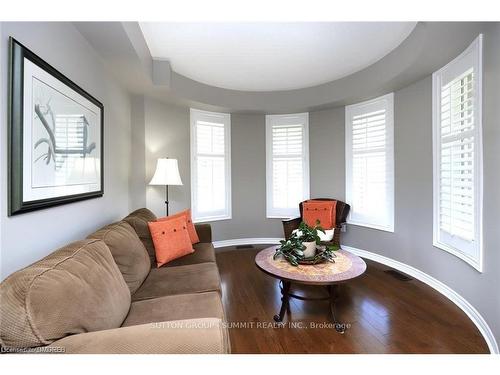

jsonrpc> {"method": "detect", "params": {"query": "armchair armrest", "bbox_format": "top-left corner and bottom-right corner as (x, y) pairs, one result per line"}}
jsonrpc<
(195, 223), (212, 243)
(331, 222), (347, 246)
(48, 318), (230, 354)
(282, 217), (301, 240)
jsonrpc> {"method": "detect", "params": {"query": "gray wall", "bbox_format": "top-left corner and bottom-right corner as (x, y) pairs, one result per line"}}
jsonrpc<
(140, 101), (347, 241)
(309, 107), (345, 199)
(144, 98), (191, 216)
(129, 95), (146, 210)
(140, 102), (348, 240)
(329, 26), (500, 348)
(140, 99), (283, 239)
(342, 77), (433, 261)
(211, 113), (282, 239)
(0, 22), (132, 279)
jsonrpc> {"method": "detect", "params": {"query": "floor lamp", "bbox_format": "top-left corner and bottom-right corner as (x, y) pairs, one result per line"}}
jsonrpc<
(149, 158), (183, 216)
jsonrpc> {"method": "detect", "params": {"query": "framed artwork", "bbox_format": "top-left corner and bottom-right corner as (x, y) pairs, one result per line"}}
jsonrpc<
(8, 38), (104, 216)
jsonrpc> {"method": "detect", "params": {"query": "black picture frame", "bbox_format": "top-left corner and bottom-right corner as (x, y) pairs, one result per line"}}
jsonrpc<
(8, 37), (104, 216)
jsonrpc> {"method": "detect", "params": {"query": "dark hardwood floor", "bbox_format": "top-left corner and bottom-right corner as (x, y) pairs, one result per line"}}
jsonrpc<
(216, 246), (489, 354)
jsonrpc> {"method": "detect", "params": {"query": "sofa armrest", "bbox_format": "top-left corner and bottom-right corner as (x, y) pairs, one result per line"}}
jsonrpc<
(282, 217), (301, 240)
(195, 223), (212, 243)
(48, 318), (230, 354)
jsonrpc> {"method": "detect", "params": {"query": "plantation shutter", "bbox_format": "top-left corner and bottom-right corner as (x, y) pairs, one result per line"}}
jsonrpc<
(432, 34), (482, 270)
(438, 70), (475, 243)
(346, 93), (394, 231)
(190, 109), (231, 222)
(266, 114), (309, 218)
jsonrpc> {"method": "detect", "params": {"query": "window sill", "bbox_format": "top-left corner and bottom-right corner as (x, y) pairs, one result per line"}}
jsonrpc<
(433, 240), (483, 273)
(193, 215), (232, 224)
(266, 215), (298, 220)
(347, 221), (394, 233)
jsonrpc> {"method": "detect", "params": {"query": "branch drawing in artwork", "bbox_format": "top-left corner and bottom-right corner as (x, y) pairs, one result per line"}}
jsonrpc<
(34, 103), (96, 168)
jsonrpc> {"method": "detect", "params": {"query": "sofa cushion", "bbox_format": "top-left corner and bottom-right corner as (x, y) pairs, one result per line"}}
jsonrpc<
(148, 216), (194, 267)
(164, 242), (216, 267)
(122, 291), (224, 327)
(131, 263), (221, 302)
(123, 208), (157, 267)
(49, 318), (230, 354)
(0, 239), (131, 348)
(87, 221), (150, 294)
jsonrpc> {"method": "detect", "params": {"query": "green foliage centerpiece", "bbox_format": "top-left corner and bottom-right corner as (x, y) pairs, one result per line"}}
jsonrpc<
(274, 221), (339, 266)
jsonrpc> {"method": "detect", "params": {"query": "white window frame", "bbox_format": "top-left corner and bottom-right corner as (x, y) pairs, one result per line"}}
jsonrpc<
(190, 108), (232, 223)
(345, 93), (395, 232)
(432, 35), (483, 272)
(266, 113), (310, 218)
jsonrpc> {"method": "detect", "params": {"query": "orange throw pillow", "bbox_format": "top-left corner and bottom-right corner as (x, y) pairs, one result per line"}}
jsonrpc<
(148, 216), (194, 267)
(157, 209), (200, 244)
(302, 200), (337, 229)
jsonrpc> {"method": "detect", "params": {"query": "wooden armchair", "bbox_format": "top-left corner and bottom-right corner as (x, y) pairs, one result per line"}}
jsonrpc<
(282, 198), (350, 246)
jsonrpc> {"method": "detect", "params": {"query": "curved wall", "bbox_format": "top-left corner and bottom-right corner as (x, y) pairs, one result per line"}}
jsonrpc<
(130, 22), (500, 350)
(341, 23), (500, 351)
(76, 22), (493, 114)
(168, 23), (491, 113)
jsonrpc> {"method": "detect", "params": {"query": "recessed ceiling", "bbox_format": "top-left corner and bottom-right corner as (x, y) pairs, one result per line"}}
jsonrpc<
(139, 22), (417, 92)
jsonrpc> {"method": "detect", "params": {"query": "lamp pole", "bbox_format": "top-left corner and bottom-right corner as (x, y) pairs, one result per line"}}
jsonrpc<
(165, 184), (169, 216)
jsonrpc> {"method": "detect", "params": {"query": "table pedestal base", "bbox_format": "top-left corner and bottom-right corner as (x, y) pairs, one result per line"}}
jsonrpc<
(273, 281), (345, 334)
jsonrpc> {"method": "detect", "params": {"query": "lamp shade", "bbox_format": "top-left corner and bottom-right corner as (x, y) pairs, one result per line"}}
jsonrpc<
(149, 158), (183, 186)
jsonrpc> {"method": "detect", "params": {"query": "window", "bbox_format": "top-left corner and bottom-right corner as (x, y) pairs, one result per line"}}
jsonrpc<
(432, 35), (483, 272)
(266, 113), (310, 218)
(190, 109), (231, 222)
(345, 93), (394, 232)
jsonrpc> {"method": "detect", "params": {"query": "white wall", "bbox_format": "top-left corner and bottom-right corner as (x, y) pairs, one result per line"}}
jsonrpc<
(0, 22), (132, 279)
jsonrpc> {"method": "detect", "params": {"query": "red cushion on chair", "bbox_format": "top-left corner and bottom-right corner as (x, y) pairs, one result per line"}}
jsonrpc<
(302, 200), (337, 229)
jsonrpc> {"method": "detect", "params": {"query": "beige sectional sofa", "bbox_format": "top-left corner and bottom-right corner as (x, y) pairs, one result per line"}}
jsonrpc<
(0, 208), (230, 354)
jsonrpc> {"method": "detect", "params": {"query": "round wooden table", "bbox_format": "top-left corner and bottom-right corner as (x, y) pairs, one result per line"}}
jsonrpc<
(255, 246), (367, 333)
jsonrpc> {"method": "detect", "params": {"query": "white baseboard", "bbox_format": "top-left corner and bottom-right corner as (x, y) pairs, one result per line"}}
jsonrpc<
(342, 245), (499, 354)
(213, 238), (282, 248)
